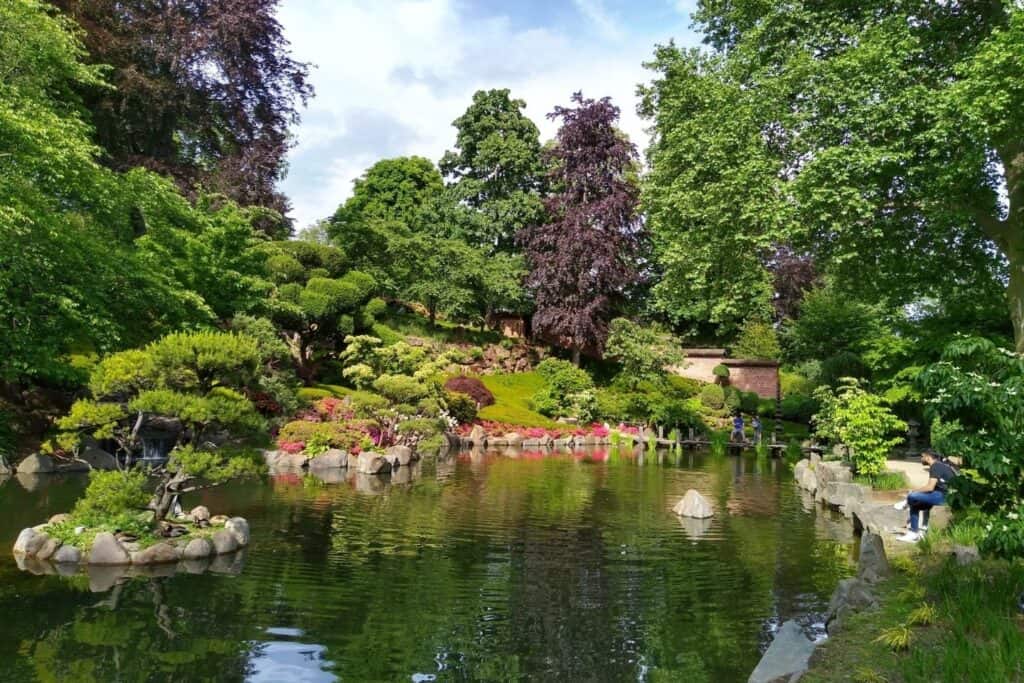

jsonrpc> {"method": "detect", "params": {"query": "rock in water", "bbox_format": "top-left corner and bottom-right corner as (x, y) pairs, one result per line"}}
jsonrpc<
(211, 529), (239, 555)
(747, 620), (816, 683)
(190, 506), (211, 523)
(673, 489), (714, 519)
(356, 452), (390, 475)
(77, 446), (117, 471)
(468, 425), (487, 445)
(182, 537), (214, 561)
(88, 532), (131, 565)
(16, 454), (55, 475)
(13, 528), (47, 555)
(226, 517), (250, 546)
(385, 445), (413, 466)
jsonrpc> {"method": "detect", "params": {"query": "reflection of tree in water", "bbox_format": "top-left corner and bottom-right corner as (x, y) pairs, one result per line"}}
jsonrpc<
(19, 577), (257, 682)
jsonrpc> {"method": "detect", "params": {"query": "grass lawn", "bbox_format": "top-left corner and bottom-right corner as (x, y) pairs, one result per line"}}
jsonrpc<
(373, 305), (503, 346)
(477, 372), (561, 428)
(803, 543), (1024, 682)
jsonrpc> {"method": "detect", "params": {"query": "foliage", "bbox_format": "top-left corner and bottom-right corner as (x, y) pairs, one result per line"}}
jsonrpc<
(519, 93), (643, 363)
(371, 374), (431, 405)
(444, 391), (478, 425)
(918, 336), (1024, 557)
(476, 373), (561, 428)
(52, 0), (311, 224)
(443, 377), (495, 407)
(277, 420), (370, 455)
(604, 318), (685, 389)
(531, 359), (597, 419)
(854, 472), (909, 492)
(700, 384), (725, 411)
(813, 380), (906, 476)
(642, 3), (1024, 351)
(72, 470), (151, 521)
(712, 364), (730, 381)
(873, 625), (911, 652)
(665, 375), (702, 398)
(439, 89), (546, 254)
(731, 320), (781, 361)
(147, 331), (261, 394)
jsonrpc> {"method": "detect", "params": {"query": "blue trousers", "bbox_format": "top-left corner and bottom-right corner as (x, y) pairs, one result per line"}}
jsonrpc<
(907, 491), (945, 532)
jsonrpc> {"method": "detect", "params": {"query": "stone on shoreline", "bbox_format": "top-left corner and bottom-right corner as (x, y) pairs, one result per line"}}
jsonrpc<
(747, 620), (816, 683)
(89, 532), (131, 565)
(211, 529), (239, 554)
(308, 449), (347, 470)
(356, 452), (390, 475)
(17, 454), (55, 475)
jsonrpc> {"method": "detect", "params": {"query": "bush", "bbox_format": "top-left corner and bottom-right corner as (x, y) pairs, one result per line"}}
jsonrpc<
(665, 375), (702, 398)
(444, 391), (478, 425)
(724, 386), (742, 411)
(595, 387), (631, 422)
(813, 379), (905, 476)
(72, 470), (150, 522)
(396, 418), (442, 437)
(533, 359), (595, 419)
(277, 420), (370, 453)
(604, 318), (685, 388)
(780, 370), (816, 398)
(297, 387), (333, 404)
(443, 376), (495, 407)
(819, 350), (869, 386)
(740, 391), (760, 414)
(712, 364), (730, 382)
(757, 398), (777, 417)
(780, 394), (818, 422)
(700, 383), (725, 410)
(371, 374), (430, 404)
(346, 390), (390, 418)
(648, 396), (702, 429)
(731, 320), (782, 360)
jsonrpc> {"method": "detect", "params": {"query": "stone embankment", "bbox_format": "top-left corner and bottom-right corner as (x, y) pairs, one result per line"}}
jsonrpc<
(13, 509), (249, 570)
(262, 444), (420, 475)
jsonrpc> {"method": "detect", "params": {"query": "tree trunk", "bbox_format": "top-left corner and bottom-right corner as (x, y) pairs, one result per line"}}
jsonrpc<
(1009, 254), (1024, 353)
(571, 347), (581, 366)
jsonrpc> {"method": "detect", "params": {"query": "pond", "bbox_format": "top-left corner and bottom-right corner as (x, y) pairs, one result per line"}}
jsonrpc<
(0, 449), (855, 682)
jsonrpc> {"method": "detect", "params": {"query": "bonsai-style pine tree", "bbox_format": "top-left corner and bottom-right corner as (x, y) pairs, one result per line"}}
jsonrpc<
(518, 92), (643, 364)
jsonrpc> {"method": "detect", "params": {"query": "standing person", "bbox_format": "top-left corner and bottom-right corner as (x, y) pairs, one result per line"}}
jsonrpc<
(895, 448), (957, 543)
(752, 415), (763, 444)
(731, 413), (745, 443)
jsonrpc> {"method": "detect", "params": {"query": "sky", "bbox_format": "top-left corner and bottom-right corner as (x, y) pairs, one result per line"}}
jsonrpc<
(277, 0), (703, 229)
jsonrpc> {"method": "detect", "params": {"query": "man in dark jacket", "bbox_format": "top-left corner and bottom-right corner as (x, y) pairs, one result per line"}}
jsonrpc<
(896, 448), (957, 543)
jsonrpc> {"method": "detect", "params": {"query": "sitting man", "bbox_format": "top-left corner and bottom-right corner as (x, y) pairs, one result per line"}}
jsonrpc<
(730, 413), (745, 443)
(896, 448), (957, 543)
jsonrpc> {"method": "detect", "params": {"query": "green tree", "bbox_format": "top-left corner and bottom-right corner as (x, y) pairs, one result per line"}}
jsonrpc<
(440, 89), (546, 253)
(604, 318), (685, 389)
(812, 379), (906, 477)
(730, 320), (782, 361)
(641, 3), (1023, 350)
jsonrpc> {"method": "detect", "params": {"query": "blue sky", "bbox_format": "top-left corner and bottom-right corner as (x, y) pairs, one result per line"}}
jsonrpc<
(277, 0), (702, 228)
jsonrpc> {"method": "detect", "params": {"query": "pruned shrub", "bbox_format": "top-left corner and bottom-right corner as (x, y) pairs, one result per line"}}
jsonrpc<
(700, 383), (725, 410)
(780, 394), (818, 423)
(372, 374), (430, 404)
(444, 391), (478, 425)
(443, 376), (495, 407)
(712, 363), (730, 382)
(665, 375), (702, 398)
(277, 420), (370, 454)
(740, 391), (761, 414)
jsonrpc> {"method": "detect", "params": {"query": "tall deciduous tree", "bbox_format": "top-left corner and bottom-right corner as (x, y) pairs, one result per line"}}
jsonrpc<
(440, 89), (545, 253)
(642, 2), (1023, 349)
(52, 0), (311, 232)
(519, 93), (643, 365)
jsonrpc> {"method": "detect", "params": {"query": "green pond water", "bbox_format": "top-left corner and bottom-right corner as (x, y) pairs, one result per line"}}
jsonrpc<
(0, 449), (856, 682)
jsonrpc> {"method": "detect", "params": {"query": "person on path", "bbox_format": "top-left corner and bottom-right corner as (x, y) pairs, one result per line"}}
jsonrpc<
(731, 413), (745, 443)
(752, 416), (763, 444)
(896, 448), (957, 543)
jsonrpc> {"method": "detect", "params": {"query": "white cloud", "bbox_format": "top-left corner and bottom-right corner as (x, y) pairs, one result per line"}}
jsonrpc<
(278, 0), (695, 228)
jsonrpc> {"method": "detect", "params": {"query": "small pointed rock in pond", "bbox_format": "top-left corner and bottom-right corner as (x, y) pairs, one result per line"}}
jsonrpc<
(673, 489), (713, 519)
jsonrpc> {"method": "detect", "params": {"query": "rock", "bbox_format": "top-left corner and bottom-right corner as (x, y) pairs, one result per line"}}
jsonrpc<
(52, 545), (82, 564)
(308, 449), (347, 470)
(678, 515), (714, 541)
(48, 513), (72, 525)
(826, 578), (878, 634)
(353, 472), (387, 494)
(951, 544), (980, 566)
(284, 452), (308, 468)
(131, 542), (181, 565)
(504, 433), (523, 447)
(88, 532), (131, 565)
(469, 424), (487, 445)
(0, 455), (11, 475)
(190, 506), (211, 523)
(17, 454), (55, 475)
(356, 452), (390, 475)
(56, 459), (90, 473)
(210, 515), (229, 526)
(182, 537), (214, 561)
(77, 446), (118, 471)
(13, 528), (47, 555)
(211, 529), (239, 554)
(35, 536), (62, 561)
(797, 465), (819, 494)
(262, 450), (285, 467)
(385, 445), (413, 467)
(673, 489), (714, 519)
(226, 518), (250, 546)
(857, 532), (891, 583)
(747, 621), (816, 683)
(824, 482), (868, 517)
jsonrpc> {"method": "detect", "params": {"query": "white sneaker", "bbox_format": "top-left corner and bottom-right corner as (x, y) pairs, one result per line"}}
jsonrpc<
(896, 532), (921, 543)
(893, 499), (908, 511)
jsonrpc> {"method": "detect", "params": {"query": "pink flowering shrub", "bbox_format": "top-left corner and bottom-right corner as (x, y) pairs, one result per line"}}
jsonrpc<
(279, 441), (305, 454)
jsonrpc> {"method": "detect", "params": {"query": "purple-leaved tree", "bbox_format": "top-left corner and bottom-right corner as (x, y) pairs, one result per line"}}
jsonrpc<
(518, 92), (643, 365)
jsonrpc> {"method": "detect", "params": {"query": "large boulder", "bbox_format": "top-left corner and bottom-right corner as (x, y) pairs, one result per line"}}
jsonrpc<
(857, 532), (891, 583)
(356, 452), (390, 475)
(308, 449), (347, 470)
(797, 465), (819, 494)
(211, 529), (239, 555)
(824, 481), (868, 517)
(468, 425), (487, 446)
(226, 518), (250, 546)
(504, 433), (523, 448)
(190, 506), (211, 523)
(182, 537), (214, 561)
(747, 621), (816, 683)
(815, 462), (853, 500)
(35, 536), (62, 561)
(88, 532), (131, 565)
(385, 445), (413, 467)
(826, 578), (878, 634)
(673, 489), (714, 519)
(13, 528), (48, 555)
(131, 542), (181, 565)
(17, 454), (55, 475)
(52, 545), (82, 564)
(77, 446), (118, 471)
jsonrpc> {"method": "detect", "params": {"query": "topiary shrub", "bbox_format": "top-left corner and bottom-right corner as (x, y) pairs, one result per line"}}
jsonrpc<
(371, 374), (430, 404)
(443, 376), (495, 407)
(712, 363), (730, 384)
(444, 391), (477, 425)
(700, 383), (725, 410)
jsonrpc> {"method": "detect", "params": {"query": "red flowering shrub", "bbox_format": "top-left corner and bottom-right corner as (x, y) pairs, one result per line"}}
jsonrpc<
(443, 377), (495, 407)
(590, 424), (609, 438)
(250, 391), (282, 416)
(523, 427), (549, 439)
(277, 420), (370, 454)
(279, 441), (305, 454)
(314, 397), (351, 419)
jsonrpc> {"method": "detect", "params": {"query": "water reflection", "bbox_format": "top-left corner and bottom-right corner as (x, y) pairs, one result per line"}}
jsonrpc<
(0, 449), (855, 681)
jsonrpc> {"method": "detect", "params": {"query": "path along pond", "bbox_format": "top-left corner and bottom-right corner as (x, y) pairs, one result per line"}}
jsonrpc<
(0, 449), (857, 682)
